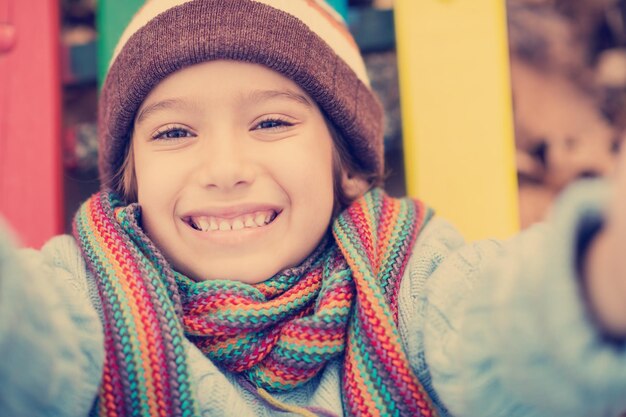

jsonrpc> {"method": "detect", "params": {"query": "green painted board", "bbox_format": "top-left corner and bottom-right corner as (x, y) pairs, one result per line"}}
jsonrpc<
(97, 0), (144, 85)
(327, 0), (348, 21)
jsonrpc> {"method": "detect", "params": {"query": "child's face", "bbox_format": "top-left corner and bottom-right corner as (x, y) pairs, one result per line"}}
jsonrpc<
(131, 61), (335, 283)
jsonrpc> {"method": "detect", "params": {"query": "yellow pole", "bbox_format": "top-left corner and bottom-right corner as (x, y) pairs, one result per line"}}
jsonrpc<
(395, 0), (519, 240)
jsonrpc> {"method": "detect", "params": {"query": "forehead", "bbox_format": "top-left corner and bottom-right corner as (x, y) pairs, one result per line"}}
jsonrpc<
(137, 60), (316, 113)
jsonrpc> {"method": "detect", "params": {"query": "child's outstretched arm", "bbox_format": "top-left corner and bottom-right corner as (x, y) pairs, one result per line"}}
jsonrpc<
(400, 180), (626, 417)
(581, 151), (626, 339)
(0, 221), (104, 417)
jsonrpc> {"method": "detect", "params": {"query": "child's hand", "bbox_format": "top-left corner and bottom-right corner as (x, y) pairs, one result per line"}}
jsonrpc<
(584, 149), (626, 338)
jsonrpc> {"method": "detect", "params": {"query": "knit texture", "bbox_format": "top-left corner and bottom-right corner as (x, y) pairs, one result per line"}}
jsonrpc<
(73, 193), (197, 417)
(99, 0), (384, 191)
(73, 189), (436, 417)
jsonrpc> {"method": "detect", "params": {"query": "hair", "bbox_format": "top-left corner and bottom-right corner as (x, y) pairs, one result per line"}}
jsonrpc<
(326, 117), (383, 215)
(112, 116), (383, 216)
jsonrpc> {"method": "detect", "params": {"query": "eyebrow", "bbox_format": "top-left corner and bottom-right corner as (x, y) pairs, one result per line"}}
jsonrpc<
(135, 98), (200, 125)
(135, 89), (314, 125)
(245, 89), (313, 108)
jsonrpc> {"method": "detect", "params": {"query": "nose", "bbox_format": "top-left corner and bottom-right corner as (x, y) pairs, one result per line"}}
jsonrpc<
(193, 133), (255, 190)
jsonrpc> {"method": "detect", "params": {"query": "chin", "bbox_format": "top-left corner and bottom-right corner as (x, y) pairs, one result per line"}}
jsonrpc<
(182, 262), (282, 284)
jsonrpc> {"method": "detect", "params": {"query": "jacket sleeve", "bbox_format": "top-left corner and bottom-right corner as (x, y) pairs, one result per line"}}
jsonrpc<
(0, 222), (104, 417)
(399, 180), (626, 417)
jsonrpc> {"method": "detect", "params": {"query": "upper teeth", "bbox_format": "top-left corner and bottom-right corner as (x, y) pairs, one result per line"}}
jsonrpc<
(189, 210), (277, 232)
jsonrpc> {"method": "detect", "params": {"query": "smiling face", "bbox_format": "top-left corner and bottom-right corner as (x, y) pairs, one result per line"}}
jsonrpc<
(131, 61), (335, 283)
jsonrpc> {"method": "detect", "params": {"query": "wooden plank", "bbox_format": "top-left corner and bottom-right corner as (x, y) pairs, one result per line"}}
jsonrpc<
(327, 0), (348, 21)
(395, 0), (519, 240)
(97, 0), (146, 85)
(0, 0), (62, 247)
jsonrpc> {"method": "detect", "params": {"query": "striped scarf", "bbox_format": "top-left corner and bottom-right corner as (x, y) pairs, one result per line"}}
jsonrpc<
(73, 188), (436, 417)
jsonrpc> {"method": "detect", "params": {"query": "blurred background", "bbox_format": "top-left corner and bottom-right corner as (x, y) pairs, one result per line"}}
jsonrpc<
(1, 0), (626, 247)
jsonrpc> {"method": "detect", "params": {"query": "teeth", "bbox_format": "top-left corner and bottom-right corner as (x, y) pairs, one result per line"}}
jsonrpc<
(197, 217), (210, 232)
(244, 215), (255, 228)
(232, 219), (244, 230)
(189, 210), (278, 232)
(254, 213), (266, 226)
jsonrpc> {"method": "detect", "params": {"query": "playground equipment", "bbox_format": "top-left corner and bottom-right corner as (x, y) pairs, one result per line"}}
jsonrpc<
(97, 0), (144, 85)
(0, 0), (519, 247)
(395, 0), (519, 241)
(0, 0), (63, 248)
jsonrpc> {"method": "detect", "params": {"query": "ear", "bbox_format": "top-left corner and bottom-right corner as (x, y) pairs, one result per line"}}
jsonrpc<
(341, 171), (369, 200)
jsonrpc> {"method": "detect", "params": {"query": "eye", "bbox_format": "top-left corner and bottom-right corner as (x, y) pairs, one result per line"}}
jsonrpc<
(253, 117), (293, 131)
(152, 125), (196, 141)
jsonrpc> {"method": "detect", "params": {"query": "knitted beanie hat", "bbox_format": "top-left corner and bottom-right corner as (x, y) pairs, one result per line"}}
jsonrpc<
(99, 0), (385, 190)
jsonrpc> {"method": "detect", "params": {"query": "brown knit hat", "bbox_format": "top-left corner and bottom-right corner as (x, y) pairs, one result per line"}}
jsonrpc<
(99, 0), (384, 189)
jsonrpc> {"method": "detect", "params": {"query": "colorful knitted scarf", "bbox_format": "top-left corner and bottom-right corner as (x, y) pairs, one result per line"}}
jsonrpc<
(73, 188), (436, 417)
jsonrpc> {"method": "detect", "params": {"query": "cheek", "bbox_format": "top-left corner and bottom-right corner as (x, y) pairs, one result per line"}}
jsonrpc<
(135, 162), (162, 206)
(279, 140), (335, 232)
(133, 151), (184, 213)
(274, 137), (334, 195)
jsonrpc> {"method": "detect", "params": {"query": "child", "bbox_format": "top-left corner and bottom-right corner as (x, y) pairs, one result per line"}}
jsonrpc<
(1, 0), (626, 416)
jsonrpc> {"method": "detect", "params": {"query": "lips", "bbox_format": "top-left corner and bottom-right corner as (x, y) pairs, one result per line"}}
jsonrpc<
(184, 209), (280, 232)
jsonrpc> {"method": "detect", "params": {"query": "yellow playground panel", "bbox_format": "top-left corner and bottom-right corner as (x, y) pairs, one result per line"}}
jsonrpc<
(395, 0), (519, 241)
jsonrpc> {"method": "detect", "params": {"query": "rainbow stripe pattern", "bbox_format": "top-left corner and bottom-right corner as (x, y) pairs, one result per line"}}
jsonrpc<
(334, 189), (436, 416)
(74, 188), (435, 416)
(74, 192), (198, 417)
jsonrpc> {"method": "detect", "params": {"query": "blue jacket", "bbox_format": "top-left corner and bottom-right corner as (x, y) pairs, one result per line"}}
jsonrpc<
(1, 181), (625, 417)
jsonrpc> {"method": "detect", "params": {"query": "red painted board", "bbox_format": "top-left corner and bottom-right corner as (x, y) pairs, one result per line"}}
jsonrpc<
(0, 0), (63, 248)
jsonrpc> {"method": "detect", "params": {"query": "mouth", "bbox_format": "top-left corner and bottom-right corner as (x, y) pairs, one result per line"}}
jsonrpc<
(184, 209), (281, 232)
